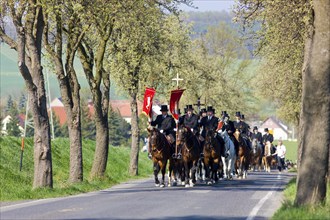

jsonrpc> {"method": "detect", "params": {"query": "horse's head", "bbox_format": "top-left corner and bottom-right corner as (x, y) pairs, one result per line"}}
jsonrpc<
(177, 126), (191, 144)
(148, 127), (163, 151)
(205, 128), (216, 145)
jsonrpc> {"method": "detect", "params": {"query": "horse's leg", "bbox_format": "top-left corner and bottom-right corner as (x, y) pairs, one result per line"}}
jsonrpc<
(154, 161), (160, 186)
(221, 156), (227, 179)
(184, 161), (190, 187)
(168, 159), (173, 187)
(160, 160), (167, 188)
(190, 160), (198, 186)
(213, 159), (220, 182)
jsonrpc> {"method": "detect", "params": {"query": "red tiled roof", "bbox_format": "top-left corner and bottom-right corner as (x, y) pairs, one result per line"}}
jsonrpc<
(51, 106), (67, 125)
(110, 100), (142, 117)
(49, 99), (142, 125)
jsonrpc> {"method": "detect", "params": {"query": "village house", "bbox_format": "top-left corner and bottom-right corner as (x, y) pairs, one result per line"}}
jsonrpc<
(258, 116), (291, 140)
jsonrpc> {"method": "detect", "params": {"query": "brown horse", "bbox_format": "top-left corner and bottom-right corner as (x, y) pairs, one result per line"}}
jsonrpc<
(250, 138), (263, 171)
(233, 130), (250, 179)
(262, 141), (276, 172)
(203, 128), (224, 184)
(177, 126), (200, 187)
(148, 127), (171, 187)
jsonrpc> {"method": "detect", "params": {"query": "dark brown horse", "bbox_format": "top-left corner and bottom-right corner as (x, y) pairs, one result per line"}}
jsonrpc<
(148, 127), (171, 187)
(203, 128), (224, 184)
(233, 130), (250, 179)
(177, 126), (200, 187)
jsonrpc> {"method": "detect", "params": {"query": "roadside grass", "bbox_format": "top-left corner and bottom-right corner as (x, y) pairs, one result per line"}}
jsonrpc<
(272, 178), (330, 220)
(0, 136), (153, 201)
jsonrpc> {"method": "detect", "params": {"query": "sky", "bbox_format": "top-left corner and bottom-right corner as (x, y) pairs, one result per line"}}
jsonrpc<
(180, 0), (236, 12)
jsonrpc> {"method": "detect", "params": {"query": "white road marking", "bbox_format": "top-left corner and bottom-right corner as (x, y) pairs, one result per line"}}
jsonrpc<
(246, 174), (282, 220)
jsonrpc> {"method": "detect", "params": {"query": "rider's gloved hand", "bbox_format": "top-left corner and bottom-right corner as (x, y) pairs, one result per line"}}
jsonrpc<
(160, 130), (164, 133)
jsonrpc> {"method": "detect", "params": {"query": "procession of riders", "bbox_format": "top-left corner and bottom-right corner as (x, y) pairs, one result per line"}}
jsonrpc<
(147, 103), (286, 186)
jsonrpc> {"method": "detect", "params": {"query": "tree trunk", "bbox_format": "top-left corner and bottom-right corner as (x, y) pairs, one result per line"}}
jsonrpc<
(129, 93), (140, 176)
(295, 0), (330, 206)
(90, 118), (109, 178)
(90, 86), (110, 178)
(68, 107), (83, 182)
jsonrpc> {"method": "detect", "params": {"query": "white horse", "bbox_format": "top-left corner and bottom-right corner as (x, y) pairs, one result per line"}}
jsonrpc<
(219, 130), (236, 180)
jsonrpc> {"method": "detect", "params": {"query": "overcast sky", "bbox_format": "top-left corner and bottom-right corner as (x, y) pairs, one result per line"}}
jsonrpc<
(180, 0), (235, 12)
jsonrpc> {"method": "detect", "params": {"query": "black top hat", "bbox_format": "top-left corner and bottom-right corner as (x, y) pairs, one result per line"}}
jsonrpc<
(221, 111), (227, 116)
(241, 114), (245, 119)
(160, 105), (168, 112)
(223, 113), (229, 118)
(264, 128), (269, 132)
(253, 126), (258, 131)
(235, 111), (241, 117)
(207, 106), (213, 112)
(186, 104), (194, 111)
(200, 108), (206, 113)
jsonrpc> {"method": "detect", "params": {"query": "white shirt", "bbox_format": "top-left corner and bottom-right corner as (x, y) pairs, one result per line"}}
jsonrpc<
(276, 145), (286, 158)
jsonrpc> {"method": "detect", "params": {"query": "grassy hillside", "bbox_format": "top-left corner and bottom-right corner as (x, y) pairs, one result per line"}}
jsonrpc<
(0, 137), (152, 201)
(0, 43), (126, 101)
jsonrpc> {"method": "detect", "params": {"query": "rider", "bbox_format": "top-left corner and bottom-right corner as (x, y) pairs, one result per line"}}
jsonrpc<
(218, 112), (238, 156)
(149, 105), (176, 158)
(180, 105), (199, 135)
(234, 112), (252, 151)
(262, 128), (274, 154)
(251, 126), (263, 144)
(200, 106), (225, 157)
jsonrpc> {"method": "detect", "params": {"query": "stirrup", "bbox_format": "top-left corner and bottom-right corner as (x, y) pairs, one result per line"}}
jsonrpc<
(177, 153), (182, 159)
(172, 153), (177, 159)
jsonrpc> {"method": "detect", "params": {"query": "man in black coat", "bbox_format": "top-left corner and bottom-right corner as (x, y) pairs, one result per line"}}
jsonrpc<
(251, 126), (263, 143)
(149, 105), (176, 157)
(200, 106), (218, 138)
(181, 105), (199, 134)
(262, 128), (274, 145)
(200, 106), (226, 157)
(233, 112), (251, 151)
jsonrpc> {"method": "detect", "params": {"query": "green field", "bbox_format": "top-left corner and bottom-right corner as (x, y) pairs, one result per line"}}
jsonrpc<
(0, 43), (126, 101)
(281, 140), (298, 162)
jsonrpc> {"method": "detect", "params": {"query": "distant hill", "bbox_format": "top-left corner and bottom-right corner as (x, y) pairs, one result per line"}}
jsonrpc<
(183, 11), (238, 36)
(0, 43), (126, 102)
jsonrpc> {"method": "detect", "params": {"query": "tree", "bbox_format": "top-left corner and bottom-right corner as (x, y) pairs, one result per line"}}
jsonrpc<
(233, 0), (312, 126)
(77, 0), (115, 179)
(181, 22), (252, 114)
(295, 0), (330, 206)
(42, 0), (84, 183)
(110, 1), (192, 175)
(0, 0), (53, 188)
(234, 0), (329, 205)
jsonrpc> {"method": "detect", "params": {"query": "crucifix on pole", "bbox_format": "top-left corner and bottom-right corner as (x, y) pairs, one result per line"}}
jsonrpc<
(171, 71), (183, 159)
(193, 97), (205, 115)
(172, 72), (183, 89)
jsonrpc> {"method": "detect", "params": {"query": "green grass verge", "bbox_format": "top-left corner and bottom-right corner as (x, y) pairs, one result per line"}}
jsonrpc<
(272, 178), (330, 220)
(0, 136), (153, 201)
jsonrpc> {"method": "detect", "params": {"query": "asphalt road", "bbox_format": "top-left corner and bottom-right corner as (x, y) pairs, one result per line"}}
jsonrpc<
(0, 171), (295, 220)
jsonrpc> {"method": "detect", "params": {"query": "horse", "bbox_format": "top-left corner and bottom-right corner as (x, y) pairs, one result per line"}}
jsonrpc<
(148, 127), (171, 187)
(219, 130), (236, 180)
(262, 141), (274, 172)
(177, 126), (200, 187)
(203, 128), (224, 184)
(250, 138), (263, 171)
(233, 130), (250, 179)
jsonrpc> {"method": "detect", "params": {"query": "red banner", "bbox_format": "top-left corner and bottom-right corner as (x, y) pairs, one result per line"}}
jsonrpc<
(170, 89), (185, 120)
(142, 87), (156, 117)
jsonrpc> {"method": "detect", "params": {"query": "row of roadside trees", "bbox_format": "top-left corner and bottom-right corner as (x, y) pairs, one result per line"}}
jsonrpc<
(1, 0), (255, 189)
